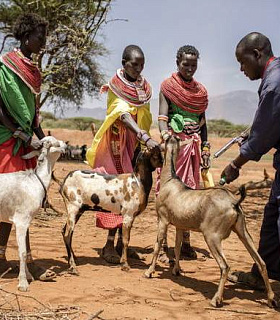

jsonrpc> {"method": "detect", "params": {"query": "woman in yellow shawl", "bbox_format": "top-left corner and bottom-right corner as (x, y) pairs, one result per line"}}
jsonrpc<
(86, 45), (160, 263)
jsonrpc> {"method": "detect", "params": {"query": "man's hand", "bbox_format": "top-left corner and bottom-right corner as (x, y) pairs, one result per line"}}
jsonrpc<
(221, 162), (240, 184)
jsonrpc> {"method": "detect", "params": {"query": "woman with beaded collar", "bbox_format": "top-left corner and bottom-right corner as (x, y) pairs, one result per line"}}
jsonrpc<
(157, 45), (211, 261)
(86, 45), (160, 264)
(0, 13), (56, 281)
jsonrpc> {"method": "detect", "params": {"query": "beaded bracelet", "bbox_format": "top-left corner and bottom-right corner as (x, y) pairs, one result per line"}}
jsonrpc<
(158, 114), (169, 122)
(137, 130), (151, 145)
(201, 141), (211, 151)
(13, 127), (30, 143)
(160, 129), (170, 141)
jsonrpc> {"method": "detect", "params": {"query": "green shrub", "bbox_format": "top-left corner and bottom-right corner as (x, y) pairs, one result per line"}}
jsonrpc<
(41, 116), (102, 131)
(208, 119), (248, 137)
(41, 111), (57, 121)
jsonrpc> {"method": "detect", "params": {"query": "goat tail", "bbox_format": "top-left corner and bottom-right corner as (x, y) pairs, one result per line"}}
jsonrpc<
(236, 184), (246, 206)
(52, 170), (63, 186)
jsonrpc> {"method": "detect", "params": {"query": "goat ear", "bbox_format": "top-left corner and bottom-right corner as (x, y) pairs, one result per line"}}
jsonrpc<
(160, 143), (165, 152)
(21, 150), (40, 159)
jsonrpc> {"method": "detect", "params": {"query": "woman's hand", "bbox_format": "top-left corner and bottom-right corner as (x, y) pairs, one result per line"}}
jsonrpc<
(29, 138), (43, 150)
(201, 152), (211, 169)
(146, 138), (161, 151)
(201, 141), (211, 169)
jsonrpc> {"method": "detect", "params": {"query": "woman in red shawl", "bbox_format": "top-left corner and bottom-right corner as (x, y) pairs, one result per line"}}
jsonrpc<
(157, 45), (211, 262)
(0, 13), (55, 281)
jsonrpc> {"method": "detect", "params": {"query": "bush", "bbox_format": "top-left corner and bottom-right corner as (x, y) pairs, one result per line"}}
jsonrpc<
(208, 119), (248, 137)
(41, 116), (102, 131)
(68, 117), (102, 131)
(41, 111), (57, 121)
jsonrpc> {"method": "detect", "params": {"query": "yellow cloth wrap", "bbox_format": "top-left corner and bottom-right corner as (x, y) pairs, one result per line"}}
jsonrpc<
(86, 89), (152, 168)
(201, 168), (215, 188)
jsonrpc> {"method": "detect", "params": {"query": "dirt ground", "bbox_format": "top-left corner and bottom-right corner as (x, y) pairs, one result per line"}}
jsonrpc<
(1, 128), (280, 320)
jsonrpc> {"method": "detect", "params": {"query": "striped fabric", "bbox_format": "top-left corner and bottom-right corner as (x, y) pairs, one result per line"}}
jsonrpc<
(161, 72), (208, 114)
(108, 69), (152, 106)
(1, 48), (41, 94)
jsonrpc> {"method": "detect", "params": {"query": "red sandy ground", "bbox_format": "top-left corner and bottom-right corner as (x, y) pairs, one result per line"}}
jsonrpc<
(1, 128), (280, 320)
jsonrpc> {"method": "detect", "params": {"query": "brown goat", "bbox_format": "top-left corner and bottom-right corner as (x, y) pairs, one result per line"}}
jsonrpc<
(144, 136), (276, 308)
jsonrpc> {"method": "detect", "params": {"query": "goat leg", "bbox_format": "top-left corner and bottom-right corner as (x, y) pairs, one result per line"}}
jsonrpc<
(172, 228), (183, 276)
(204, 232), (229, 308)
(144, 217), (168, 278)
(62, 205), (81, 275)
(120, 215), (133, 271)
(233, 213), (277, 308)
(15, 222), (29, 291)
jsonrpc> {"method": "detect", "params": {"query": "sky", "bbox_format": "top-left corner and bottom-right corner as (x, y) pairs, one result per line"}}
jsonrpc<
(82, 0), (280, 109)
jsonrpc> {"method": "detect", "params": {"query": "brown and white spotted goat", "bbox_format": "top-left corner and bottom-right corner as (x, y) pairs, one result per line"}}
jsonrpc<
(53, 148), (163, 273)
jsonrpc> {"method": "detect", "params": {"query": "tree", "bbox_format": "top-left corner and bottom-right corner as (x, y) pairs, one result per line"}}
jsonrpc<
(69, 117), (100, 131)
(0, 0), (113, 112)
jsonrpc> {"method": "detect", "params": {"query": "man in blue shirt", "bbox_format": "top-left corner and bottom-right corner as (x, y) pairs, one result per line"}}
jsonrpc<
(221, 32), (280, 290)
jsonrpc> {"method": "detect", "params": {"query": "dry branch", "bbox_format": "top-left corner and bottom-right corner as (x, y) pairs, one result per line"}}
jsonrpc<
(205, 307), (268, 315)
(86, 309), (104, 320)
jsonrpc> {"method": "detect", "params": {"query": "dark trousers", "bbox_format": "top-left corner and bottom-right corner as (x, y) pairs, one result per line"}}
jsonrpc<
(252, 170), (280, 281)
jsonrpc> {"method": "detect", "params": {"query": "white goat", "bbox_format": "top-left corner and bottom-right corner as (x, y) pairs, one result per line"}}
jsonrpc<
(0, 136), (66, 291)
(52, 148), (163, 273)
(144, 136), (276, 308)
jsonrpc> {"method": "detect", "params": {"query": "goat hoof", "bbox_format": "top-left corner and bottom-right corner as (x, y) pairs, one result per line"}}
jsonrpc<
(210, 297), (223, 308)
(143, 270), (153, 278)
(121, 264), (130, 272)
(172, 268), (181, 276)
(18, 283), (29, 292)
(68, 267), (79, 275)
(268, 295), (279, 308)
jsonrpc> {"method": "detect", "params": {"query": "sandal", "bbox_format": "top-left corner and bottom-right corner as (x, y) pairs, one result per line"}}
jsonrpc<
(100, 247), (120, 264)
(227, 271), (265, 291)
(115, 241), (141, 260)
(0, 259), (19, 277)
(158, 251), (170, 265)
(180, 243), (197, 260)
(27, 262), (56, 281)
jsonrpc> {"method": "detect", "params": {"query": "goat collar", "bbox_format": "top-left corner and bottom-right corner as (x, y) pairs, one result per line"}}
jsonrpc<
(34, 171), (48, 211)
(132, 172), (140, 188)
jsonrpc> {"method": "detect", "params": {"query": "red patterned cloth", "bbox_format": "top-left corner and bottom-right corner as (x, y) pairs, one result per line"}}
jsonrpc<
(96, 212), (123, 229)
(1, 48), (42, 127)
(101, 69), (152, 106)
(0, 137), (36, 173)
(92, 165), (125, 230)
(161, 72), (208, 114)
(1, 49), (42, 94)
